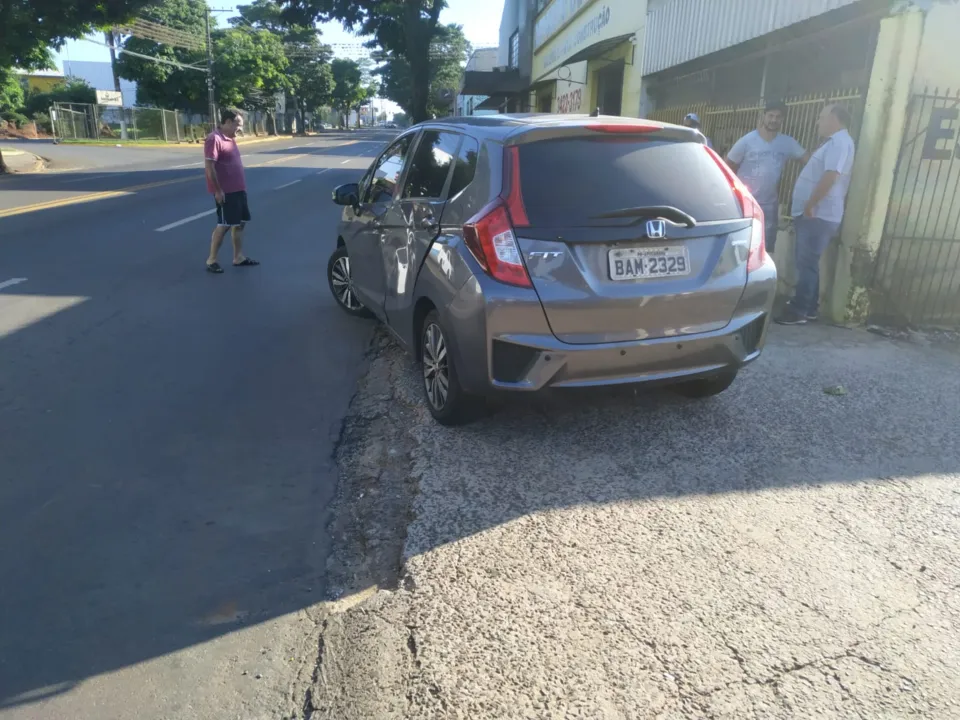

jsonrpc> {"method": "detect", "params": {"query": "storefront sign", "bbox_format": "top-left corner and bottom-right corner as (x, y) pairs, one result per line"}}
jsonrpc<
(535, 3), (616, 79)
(535, 0), (592, 50)
(554, 62), (588, 113)
(922, 106), (960, 160)
(96, 90), (123, 106)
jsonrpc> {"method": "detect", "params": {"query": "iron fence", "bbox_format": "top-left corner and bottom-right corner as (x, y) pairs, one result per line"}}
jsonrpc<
(649, 87), (865, 214)
(871, 88), (960, 328)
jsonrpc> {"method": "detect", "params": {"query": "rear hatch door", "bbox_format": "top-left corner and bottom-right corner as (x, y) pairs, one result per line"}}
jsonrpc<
(514, 133), (751, 344)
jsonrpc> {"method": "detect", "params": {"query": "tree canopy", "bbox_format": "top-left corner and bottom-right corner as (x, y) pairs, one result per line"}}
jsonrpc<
(233, 0), (335, 132)
(114, 0), (209, 112)
(375, 23), (468, 119)
(282, 0), (450, 123)
(0, 0), (153, 70)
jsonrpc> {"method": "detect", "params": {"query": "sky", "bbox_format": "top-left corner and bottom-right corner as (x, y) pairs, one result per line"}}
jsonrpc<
(53, 0), (503, 69)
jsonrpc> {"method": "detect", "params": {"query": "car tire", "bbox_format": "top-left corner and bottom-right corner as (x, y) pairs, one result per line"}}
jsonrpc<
(327, 246), (373, 318)
(420, 310), (482, 425)
(671, 371), (738, 399)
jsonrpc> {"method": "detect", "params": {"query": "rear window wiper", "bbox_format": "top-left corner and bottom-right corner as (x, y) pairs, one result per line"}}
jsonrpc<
(590, 205), (697, 228)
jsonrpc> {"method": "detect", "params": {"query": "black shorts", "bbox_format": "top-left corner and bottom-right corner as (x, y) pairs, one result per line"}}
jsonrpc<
(216, 190), (251, 227)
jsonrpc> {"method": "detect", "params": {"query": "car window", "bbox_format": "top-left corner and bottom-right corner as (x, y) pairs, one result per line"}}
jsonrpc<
(364, 134), (414, 204)
(517, 137), (741, 226)
(447, 136), (479, 199)
(401, 131), (459, 200)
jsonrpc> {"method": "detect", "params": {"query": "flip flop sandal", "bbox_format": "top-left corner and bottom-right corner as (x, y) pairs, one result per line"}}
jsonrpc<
(206, 262), (224, 274)
(233, 258), (260, 267)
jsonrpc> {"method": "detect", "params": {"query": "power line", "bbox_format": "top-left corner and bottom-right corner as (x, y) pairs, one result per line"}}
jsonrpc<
(115, 18), (205, 51)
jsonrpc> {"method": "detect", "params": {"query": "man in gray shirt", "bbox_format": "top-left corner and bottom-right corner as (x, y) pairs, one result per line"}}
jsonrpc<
(777, 104), (856, 325)
(726, 100), (808, 253)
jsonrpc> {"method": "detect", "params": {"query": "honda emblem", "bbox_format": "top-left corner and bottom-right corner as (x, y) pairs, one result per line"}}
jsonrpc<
(646, 219), (666, 239)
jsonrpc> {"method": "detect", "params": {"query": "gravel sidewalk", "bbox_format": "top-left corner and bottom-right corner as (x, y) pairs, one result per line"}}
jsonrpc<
(301, 324), (960, 720)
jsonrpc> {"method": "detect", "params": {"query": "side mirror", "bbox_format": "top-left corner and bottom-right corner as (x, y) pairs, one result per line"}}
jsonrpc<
(332, 182), (360, 206)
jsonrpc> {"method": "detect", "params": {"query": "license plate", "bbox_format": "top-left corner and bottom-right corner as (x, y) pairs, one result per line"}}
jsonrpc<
(608, 246), (691, 281)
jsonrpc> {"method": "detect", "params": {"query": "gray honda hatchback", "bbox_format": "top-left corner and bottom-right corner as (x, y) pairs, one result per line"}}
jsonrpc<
(327, 115), (776, 425)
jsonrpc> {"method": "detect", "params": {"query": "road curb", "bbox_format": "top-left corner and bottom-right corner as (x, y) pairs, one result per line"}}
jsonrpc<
(0, 146), (48, 175)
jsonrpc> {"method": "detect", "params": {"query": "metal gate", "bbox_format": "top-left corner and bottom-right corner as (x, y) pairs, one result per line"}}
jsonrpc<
(871, 88), (960, 328)
(650, 88), (865, 214)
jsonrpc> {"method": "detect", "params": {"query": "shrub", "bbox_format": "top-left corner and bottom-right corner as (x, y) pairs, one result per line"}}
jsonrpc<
(32, 111), (52, 134)
(1, 110), (30, 128)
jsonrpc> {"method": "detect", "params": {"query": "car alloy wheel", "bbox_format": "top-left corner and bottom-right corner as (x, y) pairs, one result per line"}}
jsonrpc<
(422, 322), (449, 411)
(331, 255), (362, 311)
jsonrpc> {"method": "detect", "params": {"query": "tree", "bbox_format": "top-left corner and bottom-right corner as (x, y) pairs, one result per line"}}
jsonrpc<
(214, 28), (290, 117)
(115, 0), (209, 113)
(0, 0), (152, 70)
(234, 0), (335, 134)
(0, 0), (152, 171)
(330, 58), (367, 127)
(0, 69), (25, 114)
(375, 23), (468, 119)
(282, 0), (449, 124)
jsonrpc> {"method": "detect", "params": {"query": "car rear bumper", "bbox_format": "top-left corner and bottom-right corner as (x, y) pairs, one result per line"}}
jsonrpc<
(487, 311), (769, 391)
(443, 255), (777, 395)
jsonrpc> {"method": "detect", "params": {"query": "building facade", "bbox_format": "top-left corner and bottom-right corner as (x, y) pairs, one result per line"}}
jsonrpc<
(456, 48), (500, 116)
(480, 0), (960, 326)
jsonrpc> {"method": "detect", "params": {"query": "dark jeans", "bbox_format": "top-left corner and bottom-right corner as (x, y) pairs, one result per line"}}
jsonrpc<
(792, 216), (841, 315)
(761, 203), (779, 253)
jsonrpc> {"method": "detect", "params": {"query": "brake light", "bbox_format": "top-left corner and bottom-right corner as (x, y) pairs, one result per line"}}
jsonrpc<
(461, 146), (533, 287)
(587, 123), (662, 133)
(704, 145), (766, 272)
(463, 201), (531, 288)
(503, 146), (529, 227)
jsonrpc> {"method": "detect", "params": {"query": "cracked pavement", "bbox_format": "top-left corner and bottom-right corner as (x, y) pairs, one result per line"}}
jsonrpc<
(305, 324), (960, 719)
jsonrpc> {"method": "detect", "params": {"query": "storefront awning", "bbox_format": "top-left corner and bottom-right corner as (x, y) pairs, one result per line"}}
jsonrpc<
(475, 95), (508, 111)
(562, 33), (634, 67)
(460, 68), (528, 97)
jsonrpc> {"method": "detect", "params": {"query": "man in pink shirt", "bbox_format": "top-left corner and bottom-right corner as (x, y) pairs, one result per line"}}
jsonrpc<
(204, 108), (258, 273)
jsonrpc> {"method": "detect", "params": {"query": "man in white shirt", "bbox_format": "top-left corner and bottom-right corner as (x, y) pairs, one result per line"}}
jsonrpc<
(726, 101), (808, 253)
(777, 104), (856, 325)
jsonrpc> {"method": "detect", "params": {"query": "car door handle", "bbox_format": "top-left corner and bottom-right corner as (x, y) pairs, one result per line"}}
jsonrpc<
(420, 216), (438, 230)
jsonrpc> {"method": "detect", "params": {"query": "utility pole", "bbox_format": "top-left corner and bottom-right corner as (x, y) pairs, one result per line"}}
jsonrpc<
(205, 7), (216, 126)
(105, 30), (128, 139)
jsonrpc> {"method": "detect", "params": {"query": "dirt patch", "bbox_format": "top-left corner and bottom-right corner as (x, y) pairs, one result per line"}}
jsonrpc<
(293, 330), (427, 720)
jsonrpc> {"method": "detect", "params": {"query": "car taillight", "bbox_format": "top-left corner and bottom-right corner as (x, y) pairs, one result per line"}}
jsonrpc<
(461, 146), (532, 288)
(704, 145), (766, 273)
(586, 122), (662, 134)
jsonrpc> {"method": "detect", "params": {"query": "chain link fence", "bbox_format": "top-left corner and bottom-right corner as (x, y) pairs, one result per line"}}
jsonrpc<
(51, 103), (212, 144)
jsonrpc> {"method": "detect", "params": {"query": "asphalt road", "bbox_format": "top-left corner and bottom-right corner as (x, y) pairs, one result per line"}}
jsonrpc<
(0, 132), (391, 719)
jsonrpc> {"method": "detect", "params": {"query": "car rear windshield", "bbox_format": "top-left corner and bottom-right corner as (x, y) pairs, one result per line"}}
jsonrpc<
(517, 137), (740, 227)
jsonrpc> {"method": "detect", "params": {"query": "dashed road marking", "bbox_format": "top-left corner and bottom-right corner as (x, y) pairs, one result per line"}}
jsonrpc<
(155, 209), (216, 232)
(274, 179), (301, 190)
(0, 278), (28, 291)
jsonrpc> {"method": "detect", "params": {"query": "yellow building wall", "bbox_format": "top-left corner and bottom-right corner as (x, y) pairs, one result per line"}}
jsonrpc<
(22, 76), (64, 93)
(532, 0), (647, 117)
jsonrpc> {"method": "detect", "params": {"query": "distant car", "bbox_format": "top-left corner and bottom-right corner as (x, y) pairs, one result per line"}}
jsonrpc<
(386, 122), (398, 129)
(326, 115), (776, 424)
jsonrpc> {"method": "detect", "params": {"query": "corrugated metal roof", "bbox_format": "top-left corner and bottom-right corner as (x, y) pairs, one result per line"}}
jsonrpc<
(643, 0), (865, 75)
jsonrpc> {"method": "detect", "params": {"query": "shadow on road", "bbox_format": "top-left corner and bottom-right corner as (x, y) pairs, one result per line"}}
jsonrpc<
(0, 167), (374, 712)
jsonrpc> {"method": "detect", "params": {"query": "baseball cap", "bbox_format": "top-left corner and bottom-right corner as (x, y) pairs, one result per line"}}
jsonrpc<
(684, 113), (701, 124)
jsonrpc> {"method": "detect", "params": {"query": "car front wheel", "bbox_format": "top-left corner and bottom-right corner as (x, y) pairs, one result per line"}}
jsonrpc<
(327, 246), (372, 318)
(421, 310), (481, 425)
